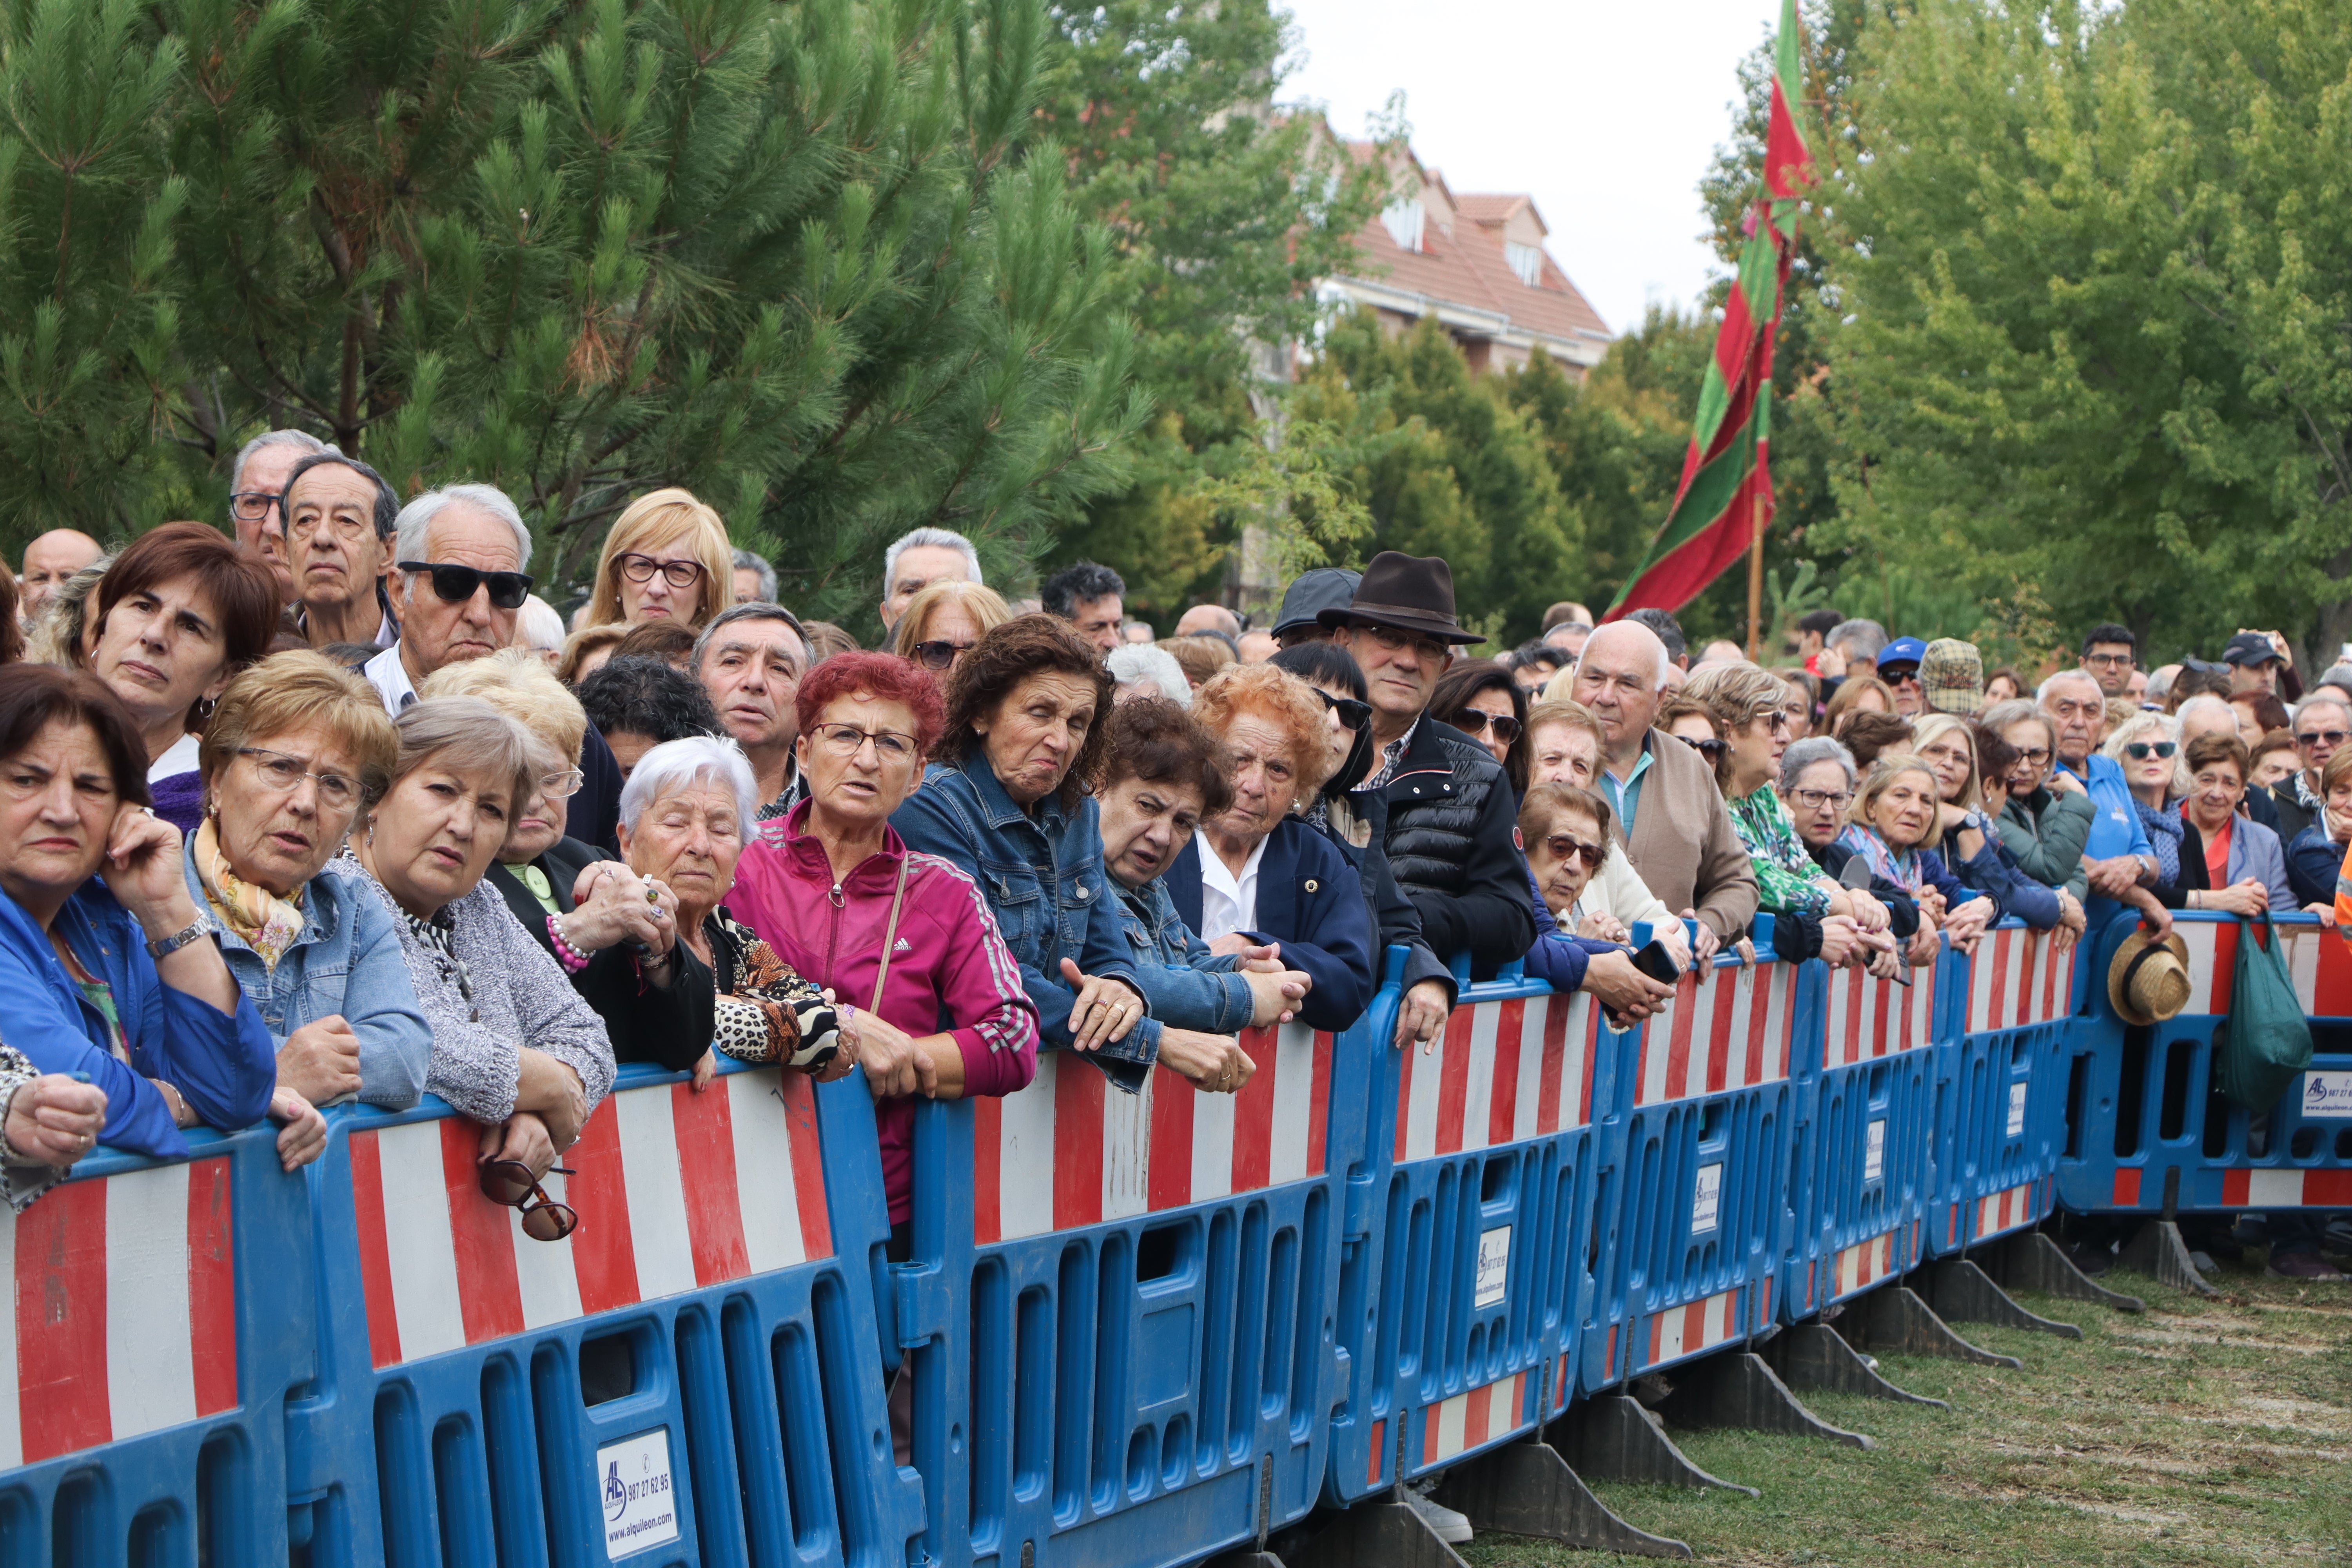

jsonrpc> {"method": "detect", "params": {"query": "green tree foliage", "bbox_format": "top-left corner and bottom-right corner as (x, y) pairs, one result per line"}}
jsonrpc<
(0, 0), (1146, 629)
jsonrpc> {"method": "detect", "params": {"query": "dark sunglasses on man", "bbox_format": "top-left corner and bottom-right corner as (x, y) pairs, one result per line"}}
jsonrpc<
(1448, 709), (1522, 746)
(399, 560), (536, 610)
(1311, 688), (1371, 732)
(911, 639), (974, 671)
(2297, 727), (2349, 749)
(479, 1158), (577, 1242)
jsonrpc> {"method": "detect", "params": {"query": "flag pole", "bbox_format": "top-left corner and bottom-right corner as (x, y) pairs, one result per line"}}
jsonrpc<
(1744, 483), (1765, 659)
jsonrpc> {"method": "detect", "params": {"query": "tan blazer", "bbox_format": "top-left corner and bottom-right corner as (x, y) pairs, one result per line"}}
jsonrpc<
(1605, 728), (1761, 942)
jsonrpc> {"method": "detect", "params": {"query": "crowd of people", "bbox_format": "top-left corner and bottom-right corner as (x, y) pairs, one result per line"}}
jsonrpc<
(2, 436), (2348, 1437)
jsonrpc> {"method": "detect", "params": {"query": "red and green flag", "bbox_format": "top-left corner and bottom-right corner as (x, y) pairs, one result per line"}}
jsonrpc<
(1603, 0), (1817, 622)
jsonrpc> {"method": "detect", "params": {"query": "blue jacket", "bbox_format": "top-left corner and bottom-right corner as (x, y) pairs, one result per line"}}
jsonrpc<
(1523, 890), (1623, 991)
(2286, 823), (2341, 909)
(2058, 752), (2155, 865)
(0, 880), (276, 1158)
(1943, 815), (2057, 928)
(892, 759), (1154, 1090)
(182, 844), (434, 1109)
(1161, 819), (1375, 1033)
(1110, 874), (1256, 1035)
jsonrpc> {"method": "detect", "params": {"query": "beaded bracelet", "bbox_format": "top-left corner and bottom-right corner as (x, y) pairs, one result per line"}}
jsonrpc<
(547, 915), (592, 973)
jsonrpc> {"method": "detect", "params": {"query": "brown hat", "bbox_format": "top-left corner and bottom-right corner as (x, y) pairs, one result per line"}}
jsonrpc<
(2107, 927), (2191, 1027)
(1318, 551), (1483, 644)
(1920, 639), (1985, 715)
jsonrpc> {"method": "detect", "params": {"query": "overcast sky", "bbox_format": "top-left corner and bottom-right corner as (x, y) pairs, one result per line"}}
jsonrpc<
(1277, 0), (1782, 337)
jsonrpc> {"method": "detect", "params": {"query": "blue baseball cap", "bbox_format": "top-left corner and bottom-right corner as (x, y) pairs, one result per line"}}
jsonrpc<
(1878, 636), (1928, 671)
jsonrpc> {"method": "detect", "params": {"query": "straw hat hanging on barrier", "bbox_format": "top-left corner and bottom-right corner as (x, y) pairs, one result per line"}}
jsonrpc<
(2107, 927), (2192, 1026)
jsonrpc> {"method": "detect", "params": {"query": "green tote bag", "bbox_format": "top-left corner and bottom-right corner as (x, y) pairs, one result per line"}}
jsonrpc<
(2218, 911), (2314, 1111)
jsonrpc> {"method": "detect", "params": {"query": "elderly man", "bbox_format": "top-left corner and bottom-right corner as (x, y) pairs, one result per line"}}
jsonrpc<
(1236, 629), (1278, 663)
(1042, 561), (1126, 655)
(228, 429), (336, 602)
(2273, 693), (2352, 841)
(19, 529), (102, 621)
(2042, 668), (2157, 899)
(1174, 603), (1241, 641)
(281, 452), (399, 649)
(732, 548), (777, 605)
(2081, 623), (2139, 699)
(362, 483), (535, 713)
(2224, 631), (2286, 696)
(1819, 617), (1887, 685)
(694, 602), (811, 818)
(1572, 621), (1758, 964)
(1271, 568), (1359, 649)
(1542, 619), (1592, 658)
(878, 526), (981, 633)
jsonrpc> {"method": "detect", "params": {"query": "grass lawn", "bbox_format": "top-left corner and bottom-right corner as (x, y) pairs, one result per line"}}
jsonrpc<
(1463, 1259), (2352, 1567)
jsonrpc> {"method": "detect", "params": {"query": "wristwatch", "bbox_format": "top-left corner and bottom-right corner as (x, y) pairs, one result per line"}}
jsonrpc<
(145, 920), (213, 960)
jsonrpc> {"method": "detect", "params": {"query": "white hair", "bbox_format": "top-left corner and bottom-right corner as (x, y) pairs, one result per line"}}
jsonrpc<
(2036, 667), (2100, 705)
(882, 527), (982, 593)
(618, 735), (761, 837)
(1106, 644), (1191, 708)
(392, 484), (533, 579)
(731, 547), (777, 603)
(2102, 709), (2188, 796)
(2293, 691), (2352, 728)
(515, 594), (566, 653)
(230, 429), (336, 492)
(1825, 619), (1887, 661)
(1573, 621), (1671, 688)
(2174, 693), (2235, 731)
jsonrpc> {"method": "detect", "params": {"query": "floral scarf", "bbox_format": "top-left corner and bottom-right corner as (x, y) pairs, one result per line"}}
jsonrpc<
(193, 817), (307, 973)
(1833, 824), (1924, 895)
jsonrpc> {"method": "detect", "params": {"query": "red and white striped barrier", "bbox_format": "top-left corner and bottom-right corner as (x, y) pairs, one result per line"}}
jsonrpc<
(1831, 1231), (1898, 1297)
(1646, 1284), (1743, 1366)
(1965, 924), (2074, 1032)
(973, 1023), (1331, 1244)
(1973, 1180), (2036, 1242)
(348, 1069), (830, 1369)
(2172, 919), (2352, 1018)
(1417, 1370), (1527, 1466)
(2221, 1168), (2352, 1207)
(0, 1157), (236, 1466)
(1394, 994), (1600, 1163)
(1822, 961), (1938, 1069)
(1632, 960), (1796, 1106)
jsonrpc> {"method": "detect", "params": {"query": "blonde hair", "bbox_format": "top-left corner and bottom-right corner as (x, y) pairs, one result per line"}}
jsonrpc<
(1910, 712), (1981, 811)
(583, 488), (733, 632)
(199, 649), (399, 808)
(891, 579), (1013, 661)
(1525, 696), (1606, 757)
(419, 646), (588, 766)
(1191, 663), (1335, 809)
(556, 622), (629, 685)
(1848, 755), (1946, 851)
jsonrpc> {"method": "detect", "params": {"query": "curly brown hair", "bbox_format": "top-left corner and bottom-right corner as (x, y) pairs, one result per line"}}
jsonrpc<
(1191, 662), (1336, 809)
(938, 613), (1116, 811)
(1102, 697), (1234, 818)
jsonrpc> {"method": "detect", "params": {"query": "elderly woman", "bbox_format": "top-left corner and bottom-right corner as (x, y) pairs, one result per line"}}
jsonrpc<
(1160, 664), (1374, 1032)
(0, 666), (303, 1178)
(1911, 713), (2076, 936)
(1107, 644), (1192, 708)
(2145, 732), (2297, 915)
(1096, 699), (1308, 1091)
(890, 616), (1155, 1090)
(1659, 696), (1723, 766)
(1430, 659), (1528, 793)
(1835, 756), (2000, 954)
(87, 522), (282, 833)
(580, 488), (733, 632)
(1686, 662), (1887, 966)
(352, 697), (616, 1225)
(2286, 748), (2352, 909)
(1519, 784), (1675, 1020)
(1519, 697), (1685, 957)
(1824, 675), (1895, 737)
(891, 579), (1011, 679)
(1986, 699), (2095, 902)
(423, 649), (705, 1069)
(730, 651), (1039, 1232)
(2108, 708), (2188, 888)
(1779, 737), (1932, 969)
(185, 651), (431, 1111)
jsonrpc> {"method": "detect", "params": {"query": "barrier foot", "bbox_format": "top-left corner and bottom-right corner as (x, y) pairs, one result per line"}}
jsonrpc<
(1552, 1393), (1759, 1496)
(1987, 1229), (2146, 1312)
(1838, 1285), (2022, 1369)
(1292, 1497), (1468, 1568)
(1762, 1321), (1948, 1409)
(1437, 1436), (1693, 1559)
(1656, 1350), (1876, 1450)
(2115, 1218), (2221, 1298)
(1929, 1258), (2082, 1339)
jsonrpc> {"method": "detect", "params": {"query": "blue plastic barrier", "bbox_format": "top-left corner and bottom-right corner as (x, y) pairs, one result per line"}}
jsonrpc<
(289, 1059), (922, 1568)
(2058, 911), (2352, 1216)
(0, 1122), (310, 1568)
(1581, 932), (1798, 1394)
(896, 1002), (1370, 1568)
(1323, 960), (1611, 1506)
(1927, 924), (2077, 1255)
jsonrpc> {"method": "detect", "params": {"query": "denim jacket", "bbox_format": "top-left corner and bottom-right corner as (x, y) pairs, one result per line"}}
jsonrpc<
(891, 758), (1155, 1090)
(182, 840), (434, 1109)
(1110, 875), (1254, 1035)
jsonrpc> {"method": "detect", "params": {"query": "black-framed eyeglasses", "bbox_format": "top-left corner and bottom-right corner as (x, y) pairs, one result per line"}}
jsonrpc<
(399, 561), (534, 610)
(1312, 689), (1371, 732)
(238, 746), (359, 811)
(2010, 746), (2053, 766)
(1789, 788), (1851, 812)
(615, 552), (706, 589)
(479, 1159), (578, 1242)
(229, 490), (281, 523)
(2124, 740), (2178, 760)
(911, 639), (973, 671)
(1449, 709), (1522, 746)
(2297, 729), (2349, 749)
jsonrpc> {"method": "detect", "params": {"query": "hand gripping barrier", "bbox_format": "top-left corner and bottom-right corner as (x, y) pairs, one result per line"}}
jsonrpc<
(1780, 954), (1938, 1318)
(1930, 923), (2076, 1254)
(2059, 911), (2352, 1216)
(0, 1122), (309, 1568)
(894, 1009), (1369, 1568)
(1322, 955), (1611, 1506)
(289, 1058), (923, 1568)
(1581, 931), (1797, 1395)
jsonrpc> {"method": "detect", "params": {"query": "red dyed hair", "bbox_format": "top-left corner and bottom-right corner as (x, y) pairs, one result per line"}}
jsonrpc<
(795, 651), (946, 756)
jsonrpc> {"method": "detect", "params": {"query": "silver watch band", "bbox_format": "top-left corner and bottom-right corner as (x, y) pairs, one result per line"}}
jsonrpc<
(145, 920), (212, 960)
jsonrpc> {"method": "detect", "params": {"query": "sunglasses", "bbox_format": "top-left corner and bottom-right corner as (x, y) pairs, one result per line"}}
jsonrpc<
(400, 561), (535, 610)
(1687, 737), (1727, 760)
(1883, 668), (1922, 687)
(1313, 688), (1372, 732)
(479, 1158), (577, 1242)
(2124, 740), (2178, 760)
(1449, 709), (1523, 745)
(1543, 833), (1606, 869)
(2297, 729), (2349, 748)
(910, 639), (973, 671)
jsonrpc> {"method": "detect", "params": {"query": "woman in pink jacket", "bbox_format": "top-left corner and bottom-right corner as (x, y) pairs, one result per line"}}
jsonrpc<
(727, 651), (1039, 1236)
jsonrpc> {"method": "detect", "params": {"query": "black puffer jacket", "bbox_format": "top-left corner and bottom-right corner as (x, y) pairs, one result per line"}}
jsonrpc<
(1374, 718), (1536, 974)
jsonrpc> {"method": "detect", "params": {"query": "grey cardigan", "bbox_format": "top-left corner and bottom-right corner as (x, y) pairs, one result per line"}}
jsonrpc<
(346, 858), (616, 1124)
(1996, 789), (2095, 902)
